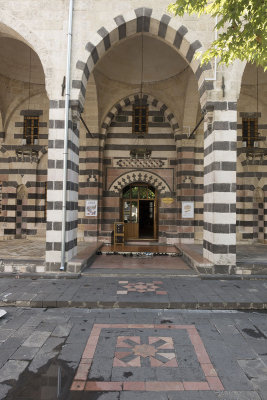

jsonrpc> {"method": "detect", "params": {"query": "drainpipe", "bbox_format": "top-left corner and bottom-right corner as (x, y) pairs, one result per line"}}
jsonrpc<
(60, 0), (74, 271)
(205, 15), (218, 81)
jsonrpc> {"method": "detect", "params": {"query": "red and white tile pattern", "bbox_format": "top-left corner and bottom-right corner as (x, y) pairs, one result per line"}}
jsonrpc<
(117, 281), (167, 295)
(113, 336), (178, 367)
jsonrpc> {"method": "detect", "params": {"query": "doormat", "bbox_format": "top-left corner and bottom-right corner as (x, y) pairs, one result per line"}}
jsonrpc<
(98, 251), (183, 257)
(132, 252), (154, 258)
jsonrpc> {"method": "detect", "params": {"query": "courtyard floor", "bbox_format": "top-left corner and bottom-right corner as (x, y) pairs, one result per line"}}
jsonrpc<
(0, 306), (267, 399)
(0, 239), (267, 272)
(0, 268), (267, 399)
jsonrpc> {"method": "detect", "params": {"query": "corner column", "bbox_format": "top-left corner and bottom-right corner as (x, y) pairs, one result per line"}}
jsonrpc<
(203, 103), (237, 273)
(45, 100), (79, 271)
(264, 185), (267, 244)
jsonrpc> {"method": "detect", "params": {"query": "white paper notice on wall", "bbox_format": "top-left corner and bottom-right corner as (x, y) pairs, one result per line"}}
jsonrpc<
(182, 201), (194, 219)
(85, 200), (98, 217)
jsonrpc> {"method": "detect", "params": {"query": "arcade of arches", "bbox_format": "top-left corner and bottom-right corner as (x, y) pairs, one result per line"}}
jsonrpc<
(0, 3), (267, 274)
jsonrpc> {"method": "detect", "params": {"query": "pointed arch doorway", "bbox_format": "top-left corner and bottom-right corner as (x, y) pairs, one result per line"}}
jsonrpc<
(122, 183), (158, 241)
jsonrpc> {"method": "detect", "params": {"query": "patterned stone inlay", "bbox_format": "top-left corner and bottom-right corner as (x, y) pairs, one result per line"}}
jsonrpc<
(113, 336), (178, 368)
(117, 281), (167, 295)
(71, 324), (224, 392)
(114, 158), (168, 168)
(109, 170), (171, 194)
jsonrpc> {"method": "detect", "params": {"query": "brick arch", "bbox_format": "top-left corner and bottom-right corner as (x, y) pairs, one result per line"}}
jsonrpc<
(101, 93), (180, 140)
(109, 170), (172, 195)
(73, 7), (212, 110)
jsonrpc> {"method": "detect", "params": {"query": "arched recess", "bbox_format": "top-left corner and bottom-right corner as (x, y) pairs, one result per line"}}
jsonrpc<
(183, 73), (200, 135)
(101, 93), (179, 143)
(0, 13), (48, 79)
(109, 170), (172, 195)
(79, 73), (99, 142)
(0, 111), (3, 134)
(72, 8), (213, 110)
(4, 91), (47, 139)
(236, 63), (267, 243)
(0, 21), (49, 242)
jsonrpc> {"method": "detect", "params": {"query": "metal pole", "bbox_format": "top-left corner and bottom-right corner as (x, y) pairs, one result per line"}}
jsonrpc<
(60, 0), (74, 270)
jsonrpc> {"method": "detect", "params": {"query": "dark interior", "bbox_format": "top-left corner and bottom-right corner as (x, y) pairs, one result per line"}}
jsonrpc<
(139, 200), (154, 238)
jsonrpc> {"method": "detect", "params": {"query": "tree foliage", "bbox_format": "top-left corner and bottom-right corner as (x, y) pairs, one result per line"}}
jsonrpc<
(168, 0), (267, 69)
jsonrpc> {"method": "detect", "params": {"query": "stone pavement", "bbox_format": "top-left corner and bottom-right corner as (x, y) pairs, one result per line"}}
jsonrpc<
(0, 307), (267, 399)
(0, 275), (267, 310)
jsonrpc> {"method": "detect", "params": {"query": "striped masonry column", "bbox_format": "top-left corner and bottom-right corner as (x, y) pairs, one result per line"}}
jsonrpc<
(45, 101), (79, 271)
(203, 102), (237, 273)
(264, 186), (267, 244)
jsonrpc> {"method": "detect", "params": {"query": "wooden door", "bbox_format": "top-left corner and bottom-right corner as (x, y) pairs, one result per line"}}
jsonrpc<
(122, 184), (157, 240)
(154, 196), (158, 239)
(123, 200), (138, 240)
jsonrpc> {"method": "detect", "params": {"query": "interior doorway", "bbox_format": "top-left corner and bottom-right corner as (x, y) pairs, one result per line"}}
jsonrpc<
(122, 184), (157, 240)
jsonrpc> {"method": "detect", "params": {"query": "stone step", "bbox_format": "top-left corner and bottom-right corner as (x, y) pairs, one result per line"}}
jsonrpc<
(67, 242), (103, 273)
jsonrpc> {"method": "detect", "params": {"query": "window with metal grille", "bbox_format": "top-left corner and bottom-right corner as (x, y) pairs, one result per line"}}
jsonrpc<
(242, 118), (258, 147)
(23, 116), (39, 145)
(132, 105), (148, 134)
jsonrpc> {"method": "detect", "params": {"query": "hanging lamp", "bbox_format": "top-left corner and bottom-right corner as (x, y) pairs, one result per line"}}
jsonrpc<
(130, 26), (151, 160)
(16, 47), (39, 163)
(246, 67), (267, 162)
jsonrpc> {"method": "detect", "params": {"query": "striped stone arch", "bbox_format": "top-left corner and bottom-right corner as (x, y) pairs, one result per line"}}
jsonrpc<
(109, 170), (172, 195)
(101, 93), (180, 139)
(72, 7), (213, 110)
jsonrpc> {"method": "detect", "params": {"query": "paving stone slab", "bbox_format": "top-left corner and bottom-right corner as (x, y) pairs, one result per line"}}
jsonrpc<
(91, 394), (120, 400)
(0, 384), (11, 400)
(0, 329), (14, 342)
(0, 348), (17, 369)
(120, 392), (168, 400)
(1, 313), (29, 330)
(11, 346), (39, 361)
(28, 351), (57, 373)
(216, 391), (262, 400)
(168, 392), (218, 400)
(238, 359), (267, 400)
(23, 330), (51, 347)
(0, 360), (28, 383)
(52, 322), (73, 337)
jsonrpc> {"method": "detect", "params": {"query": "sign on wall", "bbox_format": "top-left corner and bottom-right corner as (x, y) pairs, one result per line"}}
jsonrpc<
(162, 197), (174, 205)
(182, 201), (194, 219)
(85, 200), (98, 217)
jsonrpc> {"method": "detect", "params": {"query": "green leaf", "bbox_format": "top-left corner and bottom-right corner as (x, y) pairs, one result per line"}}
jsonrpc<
(168, 0), (267, 69)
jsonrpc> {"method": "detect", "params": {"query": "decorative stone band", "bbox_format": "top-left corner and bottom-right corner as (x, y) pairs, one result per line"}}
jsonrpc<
(113, 158), (168, 169)
(73, 8), (213, 111)
(108, 170), (172, 195)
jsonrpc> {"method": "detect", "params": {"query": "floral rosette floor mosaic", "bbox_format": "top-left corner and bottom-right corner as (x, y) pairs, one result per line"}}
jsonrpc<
(117, 280), (167, 295)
